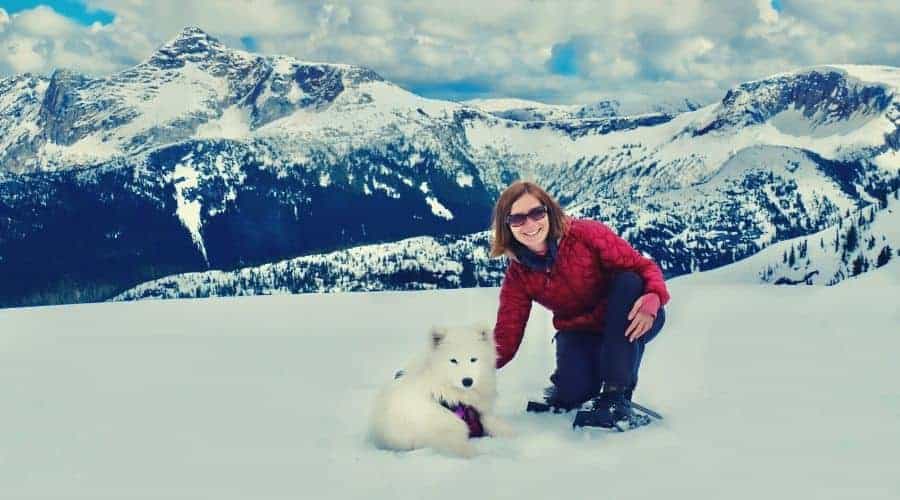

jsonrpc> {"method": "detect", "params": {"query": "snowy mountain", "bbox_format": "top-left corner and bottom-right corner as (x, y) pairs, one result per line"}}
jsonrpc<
(1, 26), (898, 308)
(464, 98), (607, 122)
(0, 27), (383, 172)
(464, 96), (701, 122)
(3, 261), (898, 499)
(0, 27), (508, 307)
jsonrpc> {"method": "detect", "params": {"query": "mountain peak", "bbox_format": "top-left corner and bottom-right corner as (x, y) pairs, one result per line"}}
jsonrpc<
(148, 26), (229, 69)
(166, 26), (220, 48)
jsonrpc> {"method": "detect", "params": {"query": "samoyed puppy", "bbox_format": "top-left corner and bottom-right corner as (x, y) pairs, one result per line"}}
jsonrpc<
(368, 325), (513, 458)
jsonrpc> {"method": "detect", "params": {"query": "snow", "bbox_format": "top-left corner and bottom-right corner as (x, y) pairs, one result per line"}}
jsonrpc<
(456, 172), (474, 187)
(194, 106), (251, 139)
(689, 145), (858, 218)
(425, 195), (453, 220)
(826, 64), (900, 91)
(116, 63), (228, 139)
(170, 161), (208, 263)
(38, 134), (122, 169)
(371, 178), (400, 199)
(2, 263), (897, 499)
(464, 97), (579, 116)
(286, 82), (305, 104)
(256, 80), (462, 165)
(769, 105), (879, 138)
(872, 149), (900, 172)
(464, 98), (563, 111)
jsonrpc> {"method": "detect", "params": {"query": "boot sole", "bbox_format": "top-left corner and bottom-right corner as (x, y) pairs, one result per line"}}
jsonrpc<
(572, 410), (653, 431)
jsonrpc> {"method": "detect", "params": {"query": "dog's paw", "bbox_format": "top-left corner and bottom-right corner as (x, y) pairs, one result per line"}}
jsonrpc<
(482, 415), (516, 438)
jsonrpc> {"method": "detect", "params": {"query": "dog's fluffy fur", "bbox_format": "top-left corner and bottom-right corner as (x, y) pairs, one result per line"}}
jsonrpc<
(368, 325), (513, 458)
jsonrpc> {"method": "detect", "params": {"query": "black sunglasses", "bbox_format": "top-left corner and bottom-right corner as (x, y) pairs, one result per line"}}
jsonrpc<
(506, 205), (548, 227)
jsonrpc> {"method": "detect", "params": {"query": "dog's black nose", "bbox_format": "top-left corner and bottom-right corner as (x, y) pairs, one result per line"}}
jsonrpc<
(462, 377), (473, 387)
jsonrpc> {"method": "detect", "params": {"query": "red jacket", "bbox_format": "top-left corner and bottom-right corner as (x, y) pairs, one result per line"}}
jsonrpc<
(494, 218), (670, 368)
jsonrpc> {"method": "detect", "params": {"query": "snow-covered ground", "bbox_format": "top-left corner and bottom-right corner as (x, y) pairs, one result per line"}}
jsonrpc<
(2, 261), (898, 499)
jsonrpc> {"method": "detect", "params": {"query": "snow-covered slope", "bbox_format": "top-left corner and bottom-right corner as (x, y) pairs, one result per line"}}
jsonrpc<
(691, 191), (900, 286)
(112, 232), (504, 301)
(2, 264), (897, 499)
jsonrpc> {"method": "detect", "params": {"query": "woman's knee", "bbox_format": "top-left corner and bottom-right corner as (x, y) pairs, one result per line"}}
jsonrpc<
(610, 271), (644, 295)
(640, 308), (666, 344)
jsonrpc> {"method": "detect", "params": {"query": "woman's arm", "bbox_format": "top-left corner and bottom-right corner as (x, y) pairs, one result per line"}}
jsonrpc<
(494, 265), (533, 369)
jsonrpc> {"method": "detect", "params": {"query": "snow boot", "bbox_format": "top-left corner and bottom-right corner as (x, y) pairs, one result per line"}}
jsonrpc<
(572, 390), (652, 431)
(525, 385), (582, 413)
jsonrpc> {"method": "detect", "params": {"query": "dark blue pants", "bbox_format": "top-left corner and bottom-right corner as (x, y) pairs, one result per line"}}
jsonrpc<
(549, 271), (666, 408)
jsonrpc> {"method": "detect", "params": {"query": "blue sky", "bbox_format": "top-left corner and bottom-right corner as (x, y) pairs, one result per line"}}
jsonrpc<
(547, 41), (579, 77)
(2, 0), (113, 24)
(1, 1), (897, 106)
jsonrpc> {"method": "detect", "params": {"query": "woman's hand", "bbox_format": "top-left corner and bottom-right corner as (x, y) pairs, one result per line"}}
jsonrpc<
(626, 296), (655, 343)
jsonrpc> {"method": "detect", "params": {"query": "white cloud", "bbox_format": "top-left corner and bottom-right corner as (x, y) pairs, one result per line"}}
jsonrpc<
(756, 0), (780, 24)
(1, 1), (898, 107)
(5, 37), (46, 74)
(12, 5), (79, 35)
(86, 0), (315, 36)
(0, 8), (9, 33)
(0, 6), (145, 76)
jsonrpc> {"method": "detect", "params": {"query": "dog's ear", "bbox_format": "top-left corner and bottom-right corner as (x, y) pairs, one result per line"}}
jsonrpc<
(430, 326), (447, 349)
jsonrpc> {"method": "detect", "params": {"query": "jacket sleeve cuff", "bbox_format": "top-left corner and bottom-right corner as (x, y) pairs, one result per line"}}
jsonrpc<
(638, 293), (661, 318)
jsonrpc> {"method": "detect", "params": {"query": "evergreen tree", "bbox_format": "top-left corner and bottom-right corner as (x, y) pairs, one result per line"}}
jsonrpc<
(851, 254), (866, 276)
(845, 224), (859, 253)
(876, 245), (893, 268)
(788, 247), (796, 267)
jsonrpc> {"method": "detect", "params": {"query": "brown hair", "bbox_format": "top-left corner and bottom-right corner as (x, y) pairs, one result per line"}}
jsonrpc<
(490, 180), (568, 257)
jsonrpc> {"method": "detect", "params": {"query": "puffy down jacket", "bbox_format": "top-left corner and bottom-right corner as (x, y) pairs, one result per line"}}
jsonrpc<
(494, 218), (670, 368)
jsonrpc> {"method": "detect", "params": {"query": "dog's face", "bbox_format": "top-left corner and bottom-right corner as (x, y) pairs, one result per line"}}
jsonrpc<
(430, 325), (495, 391)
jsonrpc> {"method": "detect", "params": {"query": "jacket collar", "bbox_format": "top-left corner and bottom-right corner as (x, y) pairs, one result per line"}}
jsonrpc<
(508, 238), (559, 272)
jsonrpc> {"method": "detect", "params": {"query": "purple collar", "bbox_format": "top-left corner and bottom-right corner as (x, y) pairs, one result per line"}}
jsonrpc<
(440, 400), (485, 438)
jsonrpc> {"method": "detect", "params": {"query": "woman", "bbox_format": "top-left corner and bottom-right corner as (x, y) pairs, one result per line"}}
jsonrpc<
(490, 180), (669, 428)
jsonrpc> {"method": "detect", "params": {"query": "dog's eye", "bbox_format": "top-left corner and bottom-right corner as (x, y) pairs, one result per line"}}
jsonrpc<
(470, 357), (478, 363)
(450, 358), (458, 364)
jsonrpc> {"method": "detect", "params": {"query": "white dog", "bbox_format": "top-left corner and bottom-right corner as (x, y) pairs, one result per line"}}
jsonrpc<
(368, 325), (513, 458)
